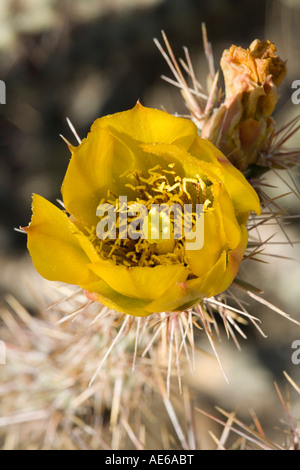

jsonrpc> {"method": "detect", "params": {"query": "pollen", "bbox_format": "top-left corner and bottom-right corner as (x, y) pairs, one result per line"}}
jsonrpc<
(93, 164), (213, 267)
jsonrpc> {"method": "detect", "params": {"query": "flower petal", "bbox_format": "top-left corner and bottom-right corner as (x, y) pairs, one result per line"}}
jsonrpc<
(145, 279), (203, 313)
(185, 183), (242, 278)
(191, 224), (248, 299)
(198, 139), (262, 219)
(213, 183), (242, 250)
(189, 136), (222, 164)
(145, 253), (230, 313)
(147, 225), (248, 313)
(61, 127), (137, 228)
(218, 157), (261, 219)
(88, 262), (189, 300)
(81, 280), (152, 317)
(26, 194), (99, 285)
(140, 142), (223, 182)
(91, 102), (197, 149)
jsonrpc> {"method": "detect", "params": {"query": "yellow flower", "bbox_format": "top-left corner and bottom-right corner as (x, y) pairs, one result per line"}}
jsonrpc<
(25, 104), (261, 317)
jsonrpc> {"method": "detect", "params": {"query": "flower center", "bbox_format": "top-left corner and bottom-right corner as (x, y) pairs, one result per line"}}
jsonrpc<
(92, 164), (213, 267)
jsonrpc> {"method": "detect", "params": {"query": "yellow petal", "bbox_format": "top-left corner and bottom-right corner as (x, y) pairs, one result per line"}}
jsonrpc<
(188, 136), (221, 164)
(147, 225), (248, 313)
(185, 210), (223, 279)
(140, 142), (223, 182)
(84, 226), (247, 316)
(220, 157), (261, 220)
(146, 279), (203, 313)
(61, 127), (137, 228)
(213, 183), (242, 250)
(26, 194), (99, 285)
(185, 183), (242, 278)
(190, 224), (248, 299)
(81, 280), (152, 317)
(188, 251), (228, 300)
(193, 224), (248, 299)
(91, 102), (197, 149)
(199, 138), (261, 218)
(146, 253), (229, 313)
(88, 262), (189, 300)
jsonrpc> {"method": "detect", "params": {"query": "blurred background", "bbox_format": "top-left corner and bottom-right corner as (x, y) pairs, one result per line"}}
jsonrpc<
(0, 0), (299, 449)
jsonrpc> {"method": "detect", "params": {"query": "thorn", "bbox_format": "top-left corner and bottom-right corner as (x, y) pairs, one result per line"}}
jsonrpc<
(56, 199), (65, 209)
(66, 117), (82, 145)
(59, 134), (72, 147)
(14, 227), (27, 234)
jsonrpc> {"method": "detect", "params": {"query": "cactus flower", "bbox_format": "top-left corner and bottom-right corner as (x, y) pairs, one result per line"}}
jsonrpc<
(25, 104), (261, 316)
